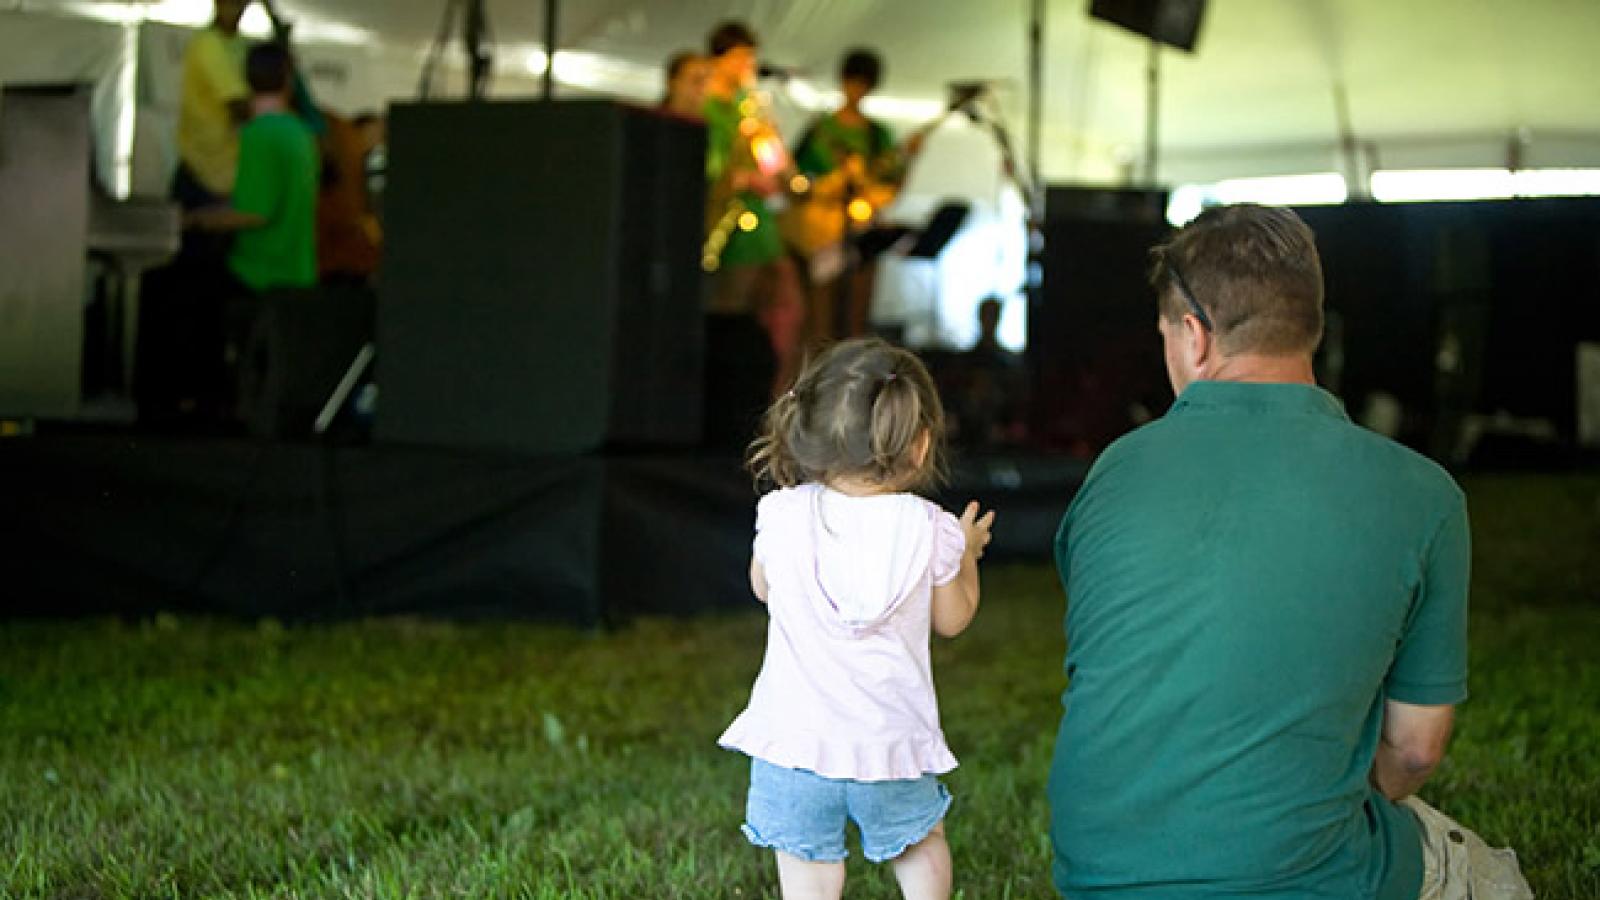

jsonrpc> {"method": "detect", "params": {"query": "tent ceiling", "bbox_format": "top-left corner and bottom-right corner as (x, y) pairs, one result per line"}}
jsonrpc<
(18, 0), (1600, 181)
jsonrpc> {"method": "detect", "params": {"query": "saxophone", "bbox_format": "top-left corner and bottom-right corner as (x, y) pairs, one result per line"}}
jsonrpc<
(702, 89), (795, 273)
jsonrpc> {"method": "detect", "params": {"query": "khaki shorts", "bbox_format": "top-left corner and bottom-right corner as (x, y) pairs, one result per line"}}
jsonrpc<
(1403, 796), (1534, 900)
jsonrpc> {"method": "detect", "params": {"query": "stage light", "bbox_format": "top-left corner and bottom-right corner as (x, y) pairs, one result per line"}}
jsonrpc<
(848, 198), (874, 223)
(1166, 173), (1346, 226)
(1370, 169), (1515, 202)
(1369, 168), (1600, 202)
(784, 79), (830, 109)
(751, 136), (786, 175)
(1214, 172), (1348, 207)
(1510, 168), (1600, 198)
(1166, 184), (1209, 227)
(861, 95), (946, 121)
(238, 4), (272, 38)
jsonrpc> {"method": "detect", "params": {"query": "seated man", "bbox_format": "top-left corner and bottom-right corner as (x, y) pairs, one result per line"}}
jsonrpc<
(1049, 204), (1532, 900)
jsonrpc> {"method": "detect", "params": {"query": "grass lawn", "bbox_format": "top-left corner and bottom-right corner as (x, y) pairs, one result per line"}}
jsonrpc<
(2, 473), (1597, 899)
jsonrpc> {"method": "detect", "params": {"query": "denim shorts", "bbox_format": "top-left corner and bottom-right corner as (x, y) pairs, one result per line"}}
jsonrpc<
(741, 758), (953, 863)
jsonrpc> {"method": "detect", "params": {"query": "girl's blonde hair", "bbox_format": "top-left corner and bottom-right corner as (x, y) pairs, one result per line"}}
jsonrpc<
(747, 338), (946, 490)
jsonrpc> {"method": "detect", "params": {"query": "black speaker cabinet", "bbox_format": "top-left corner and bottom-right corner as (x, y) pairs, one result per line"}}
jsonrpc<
(1090, 0), (1207, 52)
(238, 285), (375, 439)
(377, 100), (707, 454)
(1030, 188), (1173, 451)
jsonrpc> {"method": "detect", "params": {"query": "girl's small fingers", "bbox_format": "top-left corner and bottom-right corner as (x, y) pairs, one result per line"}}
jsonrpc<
(960, 501), (979, 523)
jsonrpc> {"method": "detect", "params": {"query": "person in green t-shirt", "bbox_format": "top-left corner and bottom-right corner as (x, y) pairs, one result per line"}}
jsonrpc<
(187, 41), (320, 293)
(699, 20), (805, 450)
(1049, 204), (1532, 900)
(184, 41), (320, 420)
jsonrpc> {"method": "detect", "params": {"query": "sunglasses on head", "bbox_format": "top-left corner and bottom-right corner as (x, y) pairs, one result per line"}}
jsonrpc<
(1164, 257), (1214, 332)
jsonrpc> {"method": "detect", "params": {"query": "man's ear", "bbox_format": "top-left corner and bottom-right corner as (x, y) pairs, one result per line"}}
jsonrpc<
(1184, 314), (1215, 373)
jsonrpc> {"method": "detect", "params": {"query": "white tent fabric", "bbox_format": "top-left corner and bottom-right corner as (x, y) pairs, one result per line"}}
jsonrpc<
(5, 0), (1594, 348)
(9, 0), (1599, 182)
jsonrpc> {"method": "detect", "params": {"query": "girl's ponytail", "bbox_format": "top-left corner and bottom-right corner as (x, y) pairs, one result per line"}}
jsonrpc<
(747, 387), (803, 487)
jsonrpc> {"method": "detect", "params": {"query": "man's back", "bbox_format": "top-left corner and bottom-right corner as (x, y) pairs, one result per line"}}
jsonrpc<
(1050, 380), (1469, 899)
(229, 110), (319, 292)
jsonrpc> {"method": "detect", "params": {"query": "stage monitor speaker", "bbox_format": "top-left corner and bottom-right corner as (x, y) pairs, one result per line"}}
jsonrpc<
(376, 100), (707, 454)
(1032, 195), (1172, 451)
(1046, 185), (1170, 226)
(1089, 0), (1207, 52)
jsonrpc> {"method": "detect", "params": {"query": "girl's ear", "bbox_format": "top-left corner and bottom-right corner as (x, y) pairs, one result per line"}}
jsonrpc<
(911, 428), (932, 470)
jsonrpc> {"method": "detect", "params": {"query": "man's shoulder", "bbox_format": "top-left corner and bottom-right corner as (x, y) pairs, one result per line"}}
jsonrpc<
(1336, 417), (1466, 506)
(1089, 416), (1176, 470)
(184, 27), (220, 52)
(1085, 400), (1463, 506)
(184, 27), (242, 59)
(243, 113), (316, 145)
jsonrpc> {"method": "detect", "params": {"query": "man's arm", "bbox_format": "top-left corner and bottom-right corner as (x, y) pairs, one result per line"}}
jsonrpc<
(184, 205), (266, 232)
(1371, 699), (1454, 801)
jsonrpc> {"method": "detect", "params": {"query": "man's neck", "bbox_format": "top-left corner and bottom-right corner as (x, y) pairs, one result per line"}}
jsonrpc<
(253, 94), (288, 116)
(1207, 353), (1316, 385)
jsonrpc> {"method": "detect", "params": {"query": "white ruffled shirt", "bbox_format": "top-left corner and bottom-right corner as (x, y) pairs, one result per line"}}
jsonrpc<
(718, 483), (966, 781)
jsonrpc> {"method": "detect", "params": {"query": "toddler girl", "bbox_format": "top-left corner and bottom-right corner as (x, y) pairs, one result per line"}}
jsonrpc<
(719, 338), (995, 900)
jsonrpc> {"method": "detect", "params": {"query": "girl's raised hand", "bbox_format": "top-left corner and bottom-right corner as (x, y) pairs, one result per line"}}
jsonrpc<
(959, 501), (996, 561)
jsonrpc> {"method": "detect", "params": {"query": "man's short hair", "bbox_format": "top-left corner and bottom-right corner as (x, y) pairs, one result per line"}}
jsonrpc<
(708, 20), (757, 57)
(840, 48), (883, 89)
(665, 50), (698, 81)
(1149, 203), (1325, 356)
(245, 42), (292, 94)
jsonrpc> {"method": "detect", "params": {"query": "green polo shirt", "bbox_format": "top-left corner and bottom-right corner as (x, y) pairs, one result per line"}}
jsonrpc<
(703, 92), (784, 269)
(228, 110), (319, 292)
(1051, 380), (1469, 899)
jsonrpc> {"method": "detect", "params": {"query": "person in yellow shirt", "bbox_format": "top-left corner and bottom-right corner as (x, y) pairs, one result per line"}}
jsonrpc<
(174, 0), (251, 209)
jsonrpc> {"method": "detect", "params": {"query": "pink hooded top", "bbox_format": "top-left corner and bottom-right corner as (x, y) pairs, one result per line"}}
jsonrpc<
(718, 483), (967, 782)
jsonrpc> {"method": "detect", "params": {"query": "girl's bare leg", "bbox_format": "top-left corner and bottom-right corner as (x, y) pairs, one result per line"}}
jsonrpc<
(889, 821), (952, 900)
(775, 850), (845, 900)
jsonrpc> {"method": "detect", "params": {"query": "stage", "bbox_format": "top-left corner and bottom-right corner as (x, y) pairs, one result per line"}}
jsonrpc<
(1, 432), (1085, 625)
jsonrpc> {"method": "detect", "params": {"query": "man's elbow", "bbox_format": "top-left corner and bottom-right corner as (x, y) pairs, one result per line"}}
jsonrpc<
(1400, 746), (1445, 778)
(1401, 746), (1452, 781)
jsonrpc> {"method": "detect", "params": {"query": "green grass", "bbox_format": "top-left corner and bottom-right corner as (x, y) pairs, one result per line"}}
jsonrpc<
(1, 473), (1597, 899)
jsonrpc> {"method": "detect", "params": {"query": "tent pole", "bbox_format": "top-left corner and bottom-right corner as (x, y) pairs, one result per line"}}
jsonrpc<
(1027, 0), (1045, 217)
(543, 0), (558, 100)
(1144, 39), (1159, 185)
